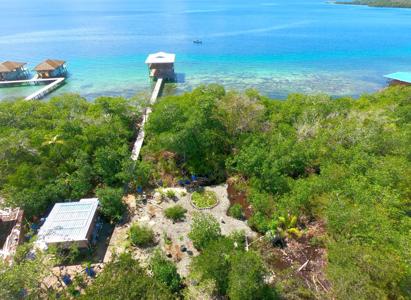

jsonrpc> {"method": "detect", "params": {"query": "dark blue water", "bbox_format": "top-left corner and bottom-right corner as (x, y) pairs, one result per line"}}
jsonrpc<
(1, 0), (411, 99)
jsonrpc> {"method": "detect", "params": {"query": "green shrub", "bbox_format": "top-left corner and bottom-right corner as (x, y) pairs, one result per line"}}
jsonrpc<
(129, 223), (154, 247)
(166, 189), (176, 199)
(191, 190), (218, 208)
(189, 237), (275, 298)
(188, 213), (221, 250)
(80, 253), (173, 299)
(189, 237), (235, 295)
(164, 205), (187, 222)
(228, 204), (244, 219)
(96, 187), (125, 223)
(150, 251), (182, 293)
(228, 251), (275, 300)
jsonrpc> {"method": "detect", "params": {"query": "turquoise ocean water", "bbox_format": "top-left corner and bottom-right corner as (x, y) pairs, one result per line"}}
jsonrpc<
(1, 0), (411, 100)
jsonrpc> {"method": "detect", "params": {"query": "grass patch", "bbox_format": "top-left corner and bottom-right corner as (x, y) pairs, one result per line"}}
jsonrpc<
(191, 190), (218, 209)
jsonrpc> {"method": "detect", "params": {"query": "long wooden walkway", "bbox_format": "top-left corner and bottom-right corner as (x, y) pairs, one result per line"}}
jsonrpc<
(0, 77), (49, 85)
(131, 78), (164, 161)
(25, 78), (65, 100)
(0, 76), (65, 100)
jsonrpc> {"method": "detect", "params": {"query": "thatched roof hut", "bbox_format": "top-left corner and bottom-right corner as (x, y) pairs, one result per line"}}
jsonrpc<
(34, 59), (65, 72)
(34, 59), (66, 78)
(0, 61), (27, 73)
(0, 61), (28, 81)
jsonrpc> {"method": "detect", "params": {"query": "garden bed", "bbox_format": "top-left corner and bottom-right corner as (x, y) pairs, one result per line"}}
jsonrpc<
(190, 190), (219, 209)
(226, 182), (252, 219)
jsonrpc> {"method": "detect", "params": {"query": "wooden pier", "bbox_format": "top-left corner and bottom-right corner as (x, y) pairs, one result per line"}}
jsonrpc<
(131, 78), (164, 161)
(150, 77), (164, 104)
(25, 78), (65, 100)
(0, 77), (65, 100)
(0, 77), (46, 85)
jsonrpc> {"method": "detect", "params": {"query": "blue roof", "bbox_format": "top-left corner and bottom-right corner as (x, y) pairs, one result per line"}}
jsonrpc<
(384, 72), (411, 84)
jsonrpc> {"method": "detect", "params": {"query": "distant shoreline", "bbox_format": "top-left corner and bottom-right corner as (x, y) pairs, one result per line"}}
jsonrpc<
(336, 0), (411, 8)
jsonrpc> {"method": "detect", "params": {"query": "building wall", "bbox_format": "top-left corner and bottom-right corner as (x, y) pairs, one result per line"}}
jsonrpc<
(51, 66), (66, 77)
(0, 69), (28, 81)
(37, 66), (66, 78)
(0, 208), (24, 263)
(0, 220), (16, 247)
(85, 210), (98, 244)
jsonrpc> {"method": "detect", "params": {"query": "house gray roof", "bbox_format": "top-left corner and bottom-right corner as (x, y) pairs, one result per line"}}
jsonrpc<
(36, 198), (98, 247)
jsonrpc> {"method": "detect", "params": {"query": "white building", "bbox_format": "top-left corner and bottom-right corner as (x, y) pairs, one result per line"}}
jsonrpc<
(145, 52), (176, 81)
(36, 198), (99, 250)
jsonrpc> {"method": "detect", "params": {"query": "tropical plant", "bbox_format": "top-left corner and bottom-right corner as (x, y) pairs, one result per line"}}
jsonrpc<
(269, 215), (302, 240)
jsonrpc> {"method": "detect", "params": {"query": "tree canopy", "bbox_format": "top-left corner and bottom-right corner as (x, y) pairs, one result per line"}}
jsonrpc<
(143, 85), (411, 299)
(0, 95), (139, 217)
(1, 85), (410, 299)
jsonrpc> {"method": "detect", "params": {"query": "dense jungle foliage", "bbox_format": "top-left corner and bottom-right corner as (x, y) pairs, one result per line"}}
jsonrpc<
(0, 95), (139, 217)
(0, 85), (410, 299)
(142, 85), (411, 299)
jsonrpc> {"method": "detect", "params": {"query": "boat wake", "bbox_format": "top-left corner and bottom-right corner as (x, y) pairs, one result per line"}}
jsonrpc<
(207, 21), (313, 38)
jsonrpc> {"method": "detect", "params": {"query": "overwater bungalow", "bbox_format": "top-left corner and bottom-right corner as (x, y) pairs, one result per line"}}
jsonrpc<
(0, 61), (29, 81)
(384, 72), (411, 86)
(34, 59), (67, 78)
(145, 52), (176, 81)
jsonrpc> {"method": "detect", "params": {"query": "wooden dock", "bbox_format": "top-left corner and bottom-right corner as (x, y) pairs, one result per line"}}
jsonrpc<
(150, 78), (164, 104)
(0, 77), (65, 100)
(0, 77), (49, 85)
(131, 78), (164, 161)
(25, 78), (65, 100)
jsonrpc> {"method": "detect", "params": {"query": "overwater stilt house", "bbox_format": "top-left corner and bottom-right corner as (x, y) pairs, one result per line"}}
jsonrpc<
(0, 61), (29, 81)
(34, 59), (67, 78)
(145, 52), (176, 81)
(384, 72), (411, 86)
